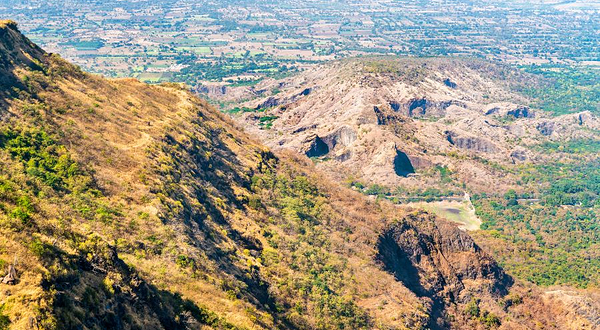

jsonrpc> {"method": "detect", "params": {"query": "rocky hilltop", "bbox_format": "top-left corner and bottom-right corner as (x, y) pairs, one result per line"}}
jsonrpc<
(0, 21), (595, 330)
(223, 57), (599, 192)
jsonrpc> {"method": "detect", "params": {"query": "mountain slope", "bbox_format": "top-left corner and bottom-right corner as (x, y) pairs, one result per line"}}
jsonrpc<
(223, 57), (599, 193)
(0, 21), (594, 330)
(217, 58), (599, 292)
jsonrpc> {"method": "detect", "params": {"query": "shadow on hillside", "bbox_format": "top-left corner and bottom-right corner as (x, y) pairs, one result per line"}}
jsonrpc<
(38, 237), (284, 330)
(0, 22), (47, 109)
(155, 113), (297, 328)
(376, 227), (448, 330)
(376, 215), (513, 330)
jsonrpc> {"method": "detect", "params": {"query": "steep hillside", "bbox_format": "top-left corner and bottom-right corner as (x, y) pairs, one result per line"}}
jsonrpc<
(221, 57), (599, 193)
(0, 21), (595, 330)
(216, 57), (599, 292)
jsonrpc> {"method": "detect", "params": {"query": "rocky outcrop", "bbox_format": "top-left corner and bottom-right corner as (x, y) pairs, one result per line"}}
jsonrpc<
(484, 107), (500, 116)
(408, 155), (433, 169)
(387, 98), (466, 118)
(336, 150), (352, 162)
(445, 131), (498, 153)
(577, 111), (594, 126)
(228, 57), (599, 190)
(301, 127), (357, 158)
(443, 78), (457, 88)
(303, 135), (329, 157)
(507, 106), (533, 118)
(537, 121), (556, 136)
(389, 101), (402, 112)
(377, 212), (513, 328)
(374, 105), (407, 126)
(252, 86), (316, 111)
(298, 88), (312, 96)
(510, 148), (528, 162)
(292, 124), (318, 134)
(485, 104), (534, 118)
(256, 96), (281, 110)
(1, 264), (16, 285)
(374, 105), (389, 125)
(408, 98), (429, 117)
(196, 84), (228, 97)
(322, 126), (357, 149)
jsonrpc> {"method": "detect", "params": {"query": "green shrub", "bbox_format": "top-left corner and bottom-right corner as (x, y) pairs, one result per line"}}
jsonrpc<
(247, 195), (263, 210)
(465, 298), (480, 318)
(0, 127), (85, 191)
(0, 304), (9, 330)
(29, 238), (51, 258)
(176, 255), (195, 269)
(9, 195), (35, 225)
(480, 311), (501, 328)
(365, 184), (389, 196)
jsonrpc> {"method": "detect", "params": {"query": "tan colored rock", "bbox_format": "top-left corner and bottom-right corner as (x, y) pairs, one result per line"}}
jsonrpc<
(221, 57), (599, 192)
(1, 265), (16, 285)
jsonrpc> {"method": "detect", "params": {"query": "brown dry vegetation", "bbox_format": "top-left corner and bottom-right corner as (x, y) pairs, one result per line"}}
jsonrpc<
(0, 22), (595, 330)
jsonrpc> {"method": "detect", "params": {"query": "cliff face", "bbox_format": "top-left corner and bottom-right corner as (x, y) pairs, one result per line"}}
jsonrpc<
(0, 22), (591, 330)
(377, 212), (513, 328)
(222, 57), (599, 193)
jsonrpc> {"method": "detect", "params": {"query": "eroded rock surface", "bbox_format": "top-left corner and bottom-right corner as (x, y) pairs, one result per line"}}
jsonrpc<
(223, 57), (599, 191)
(377, 212), (513, 328)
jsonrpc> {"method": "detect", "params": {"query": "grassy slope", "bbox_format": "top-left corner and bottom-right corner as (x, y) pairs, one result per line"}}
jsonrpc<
(0, 21), (425, 330)
(0, 22), (592, 330)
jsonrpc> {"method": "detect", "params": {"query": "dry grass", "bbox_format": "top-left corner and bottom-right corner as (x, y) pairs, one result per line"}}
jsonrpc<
(0, 24), (593, 329)
(0, 20), (17, 29)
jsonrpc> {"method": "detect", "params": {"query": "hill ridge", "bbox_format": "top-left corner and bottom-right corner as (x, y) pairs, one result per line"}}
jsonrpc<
(224, 56), (599, 192)
(0, 22), (594, 330)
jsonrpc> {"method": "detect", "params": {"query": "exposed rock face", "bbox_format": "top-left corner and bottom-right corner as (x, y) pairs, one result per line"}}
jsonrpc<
(196, 84), (227, 96)
(223, 57), (600, 190)
(408, 155), (433, 169)
(374, 105), (407, 126)
(377, 212), (513, 328)
(485, 107), (500, 116)
(391, 98), (464, 118)
(485, 104), (534, 118)
(322, 126), (357, 149)
(256, 96), (280, 110)
(507, 106), (533, 118)
(336, 150), (352, 162)
(292, 124), (317, 134)
(443, 78), (457, 88)
(577, 112), (594, 126)
(304, 135), (329, 157)
(301, 127), (357, 159)
(510, 148), (528, 162)
(445, 131), (498, 153)
(537, 121), (556, 136)
(408, 98), (429, 117)
(194, 82), (264, 102)
(389, 101), (402, 112)
(1, 264), (16, 285)
(299, 88), (311, 96)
